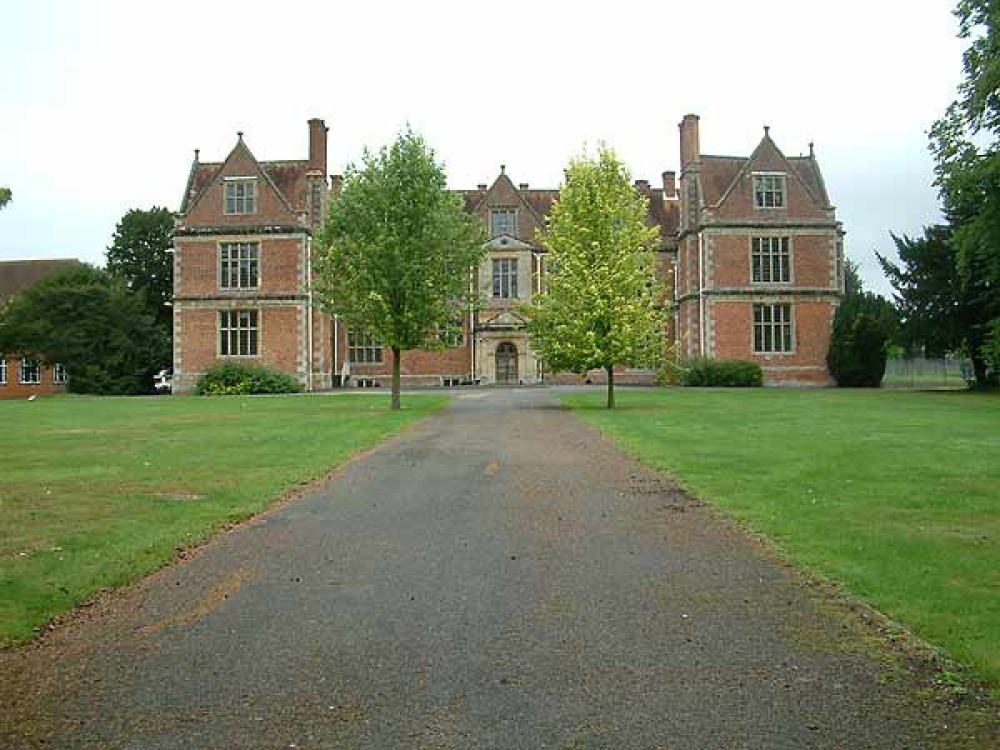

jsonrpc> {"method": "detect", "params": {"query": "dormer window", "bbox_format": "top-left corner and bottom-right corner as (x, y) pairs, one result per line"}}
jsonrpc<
(224, 178), (258, 215)
(490, 209), (517, 237)
(753, 173), (786, 209)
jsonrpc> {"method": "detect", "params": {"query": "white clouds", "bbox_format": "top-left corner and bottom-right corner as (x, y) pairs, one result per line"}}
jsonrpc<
(0, 0), (967, 293)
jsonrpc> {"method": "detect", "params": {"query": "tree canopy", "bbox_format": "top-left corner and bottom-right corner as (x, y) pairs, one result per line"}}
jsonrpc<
(0, 187), (11, 210)
(527, 146), (665, 408)
(879, 225), (994, 383)
(314, 128), (486, 409)
(105, 207), (174, 330)
(827, 265), (897, 387)
(927, 0), (1000, 382)
(0, 265), (169, 394)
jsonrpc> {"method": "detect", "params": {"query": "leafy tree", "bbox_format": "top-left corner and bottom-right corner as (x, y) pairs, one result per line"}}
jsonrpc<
(527, 146), (665, 408)
(0, 265), (169, 394)
(314, 129), (486, 410)
(105, 207), (174, 330)
(877, 225), (993, 383)
(844, 257), (864, 298)
(928, 0), (1000, 383)
(827, 291), (897, 387)
(0, 187), (10, 210)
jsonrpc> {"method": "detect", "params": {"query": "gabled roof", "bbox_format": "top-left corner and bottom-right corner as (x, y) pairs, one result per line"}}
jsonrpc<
(461, 172), (677, 243)
(702, 131), (832, 210)
(0, 259), (82, 304)
(700, 156), (746, 207)
(787, 155), (831, 207)
(179, 137), (313, 215)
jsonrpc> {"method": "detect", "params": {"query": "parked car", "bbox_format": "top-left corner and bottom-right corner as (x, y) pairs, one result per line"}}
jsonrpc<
(153, 369), (172, 393)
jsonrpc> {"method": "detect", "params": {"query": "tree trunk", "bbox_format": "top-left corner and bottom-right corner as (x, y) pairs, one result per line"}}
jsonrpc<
(606, 365), (615, 409)
(391, 346), (402, 410)
(971, 352), (988, 388)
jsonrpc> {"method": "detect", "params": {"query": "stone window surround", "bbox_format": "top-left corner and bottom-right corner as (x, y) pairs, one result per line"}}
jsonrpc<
(219, 309), (260, 357)
(753, 302), (794, 354)
(490, 208), (517, 238)
(348, 330), (384, 364)
(224, 177), (258, 215)
(493, 257), (518, 299)
(219, 241), (261, 290)
(753, 172), (786, 209)
(751, 236), (792, 284)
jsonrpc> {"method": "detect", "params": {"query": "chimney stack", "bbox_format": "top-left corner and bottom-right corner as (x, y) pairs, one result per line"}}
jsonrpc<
(330, 174), (343, 197)
(518, 182), (529, 190)
(633, 179), (650, 193)
(662, 170), (676, 198)
(308, 118), (328, 174)
(679, 113), (700, 171)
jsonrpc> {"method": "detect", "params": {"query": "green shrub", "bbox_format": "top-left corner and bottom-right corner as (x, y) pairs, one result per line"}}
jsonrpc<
(827, 292), (896, 387)
(680, 358), (763, 387)
(197, 362), (303, 396)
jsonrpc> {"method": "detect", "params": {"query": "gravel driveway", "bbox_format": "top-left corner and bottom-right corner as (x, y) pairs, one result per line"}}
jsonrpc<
(0, 388), (981, 748)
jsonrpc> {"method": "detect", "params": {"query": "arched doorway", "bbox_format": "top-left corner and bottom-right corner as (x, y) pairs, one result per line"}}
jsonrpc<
(495, 342), (518, 384)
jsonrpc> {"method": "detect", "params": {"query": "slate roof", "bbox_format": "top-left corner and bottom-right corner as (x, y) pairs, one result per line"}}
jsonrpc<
(0, 259), (82, 304)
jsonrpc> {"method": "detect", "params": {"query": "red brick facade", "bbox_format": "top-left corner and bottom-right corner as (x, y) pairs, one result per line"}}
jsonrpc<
(173, 115), (839, 391)
(674, 115), (843, 385)
(0, 356), (67, 399)
(172, 121), (332, 393)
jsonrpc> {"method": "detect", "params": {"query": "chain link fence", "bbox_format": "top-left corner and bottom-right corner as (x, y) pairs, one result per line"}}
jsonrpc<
(882, 357), (972, 389)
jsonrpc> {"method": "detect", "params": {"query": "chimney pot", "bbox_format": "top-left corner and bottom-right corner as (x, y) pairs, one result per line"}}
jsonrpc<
(309, 118), (328, 175)
(679, 114), (701, 171)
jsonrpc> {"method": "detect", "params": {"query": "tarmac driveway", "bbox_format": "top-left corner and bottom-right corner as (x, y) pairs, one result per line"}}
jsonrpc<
(0, 388), (968, 748)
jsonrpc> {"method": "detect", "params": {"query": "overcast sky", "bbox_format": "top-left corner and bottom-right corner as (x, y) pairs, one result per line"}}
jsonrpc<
(1, 0), (967, 296)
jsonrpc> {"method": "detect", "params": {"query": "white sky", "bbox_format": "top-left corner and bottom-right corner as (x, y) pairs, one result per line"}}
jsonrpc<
(0, 0), (966, 296)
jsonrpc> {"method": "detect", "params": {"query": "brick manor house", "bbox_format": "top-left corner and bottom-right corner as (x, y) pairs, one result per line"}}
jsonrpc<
(171, 115), (844, 392)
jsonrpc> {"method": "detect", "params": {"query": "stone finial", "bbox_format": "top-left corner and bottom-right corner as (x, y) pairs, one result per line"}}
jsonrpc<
(763, 125), (770, 137)
(500, 164), (506, 175)
(809, 141), (815, 157)
(194, 148), (200, 162)
(237, 131), (244, 141)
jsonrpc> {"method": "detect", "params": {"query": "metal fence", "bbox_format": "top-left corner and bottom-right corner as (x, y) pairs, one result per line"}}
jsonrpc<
(882, 357), (972, 389)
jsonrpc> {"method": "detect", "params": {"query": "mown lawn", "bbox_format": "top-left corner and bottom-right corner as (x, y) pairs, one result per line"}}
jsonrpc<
(563, 388), (1000, 686)
(0, 393), (447, 645)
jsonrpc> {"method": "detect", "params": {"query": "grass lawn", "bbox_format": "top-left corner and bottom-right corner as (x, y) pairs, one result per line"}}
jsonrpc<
(0, 392), (447, 645)
(563, 388), (1000, 687)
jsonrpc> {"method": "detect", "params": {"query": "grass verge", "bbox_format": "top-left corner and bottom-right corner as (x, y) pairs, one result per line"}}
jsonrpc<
(562, 388), (1000, 689)
(0, 393), (447, 645)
